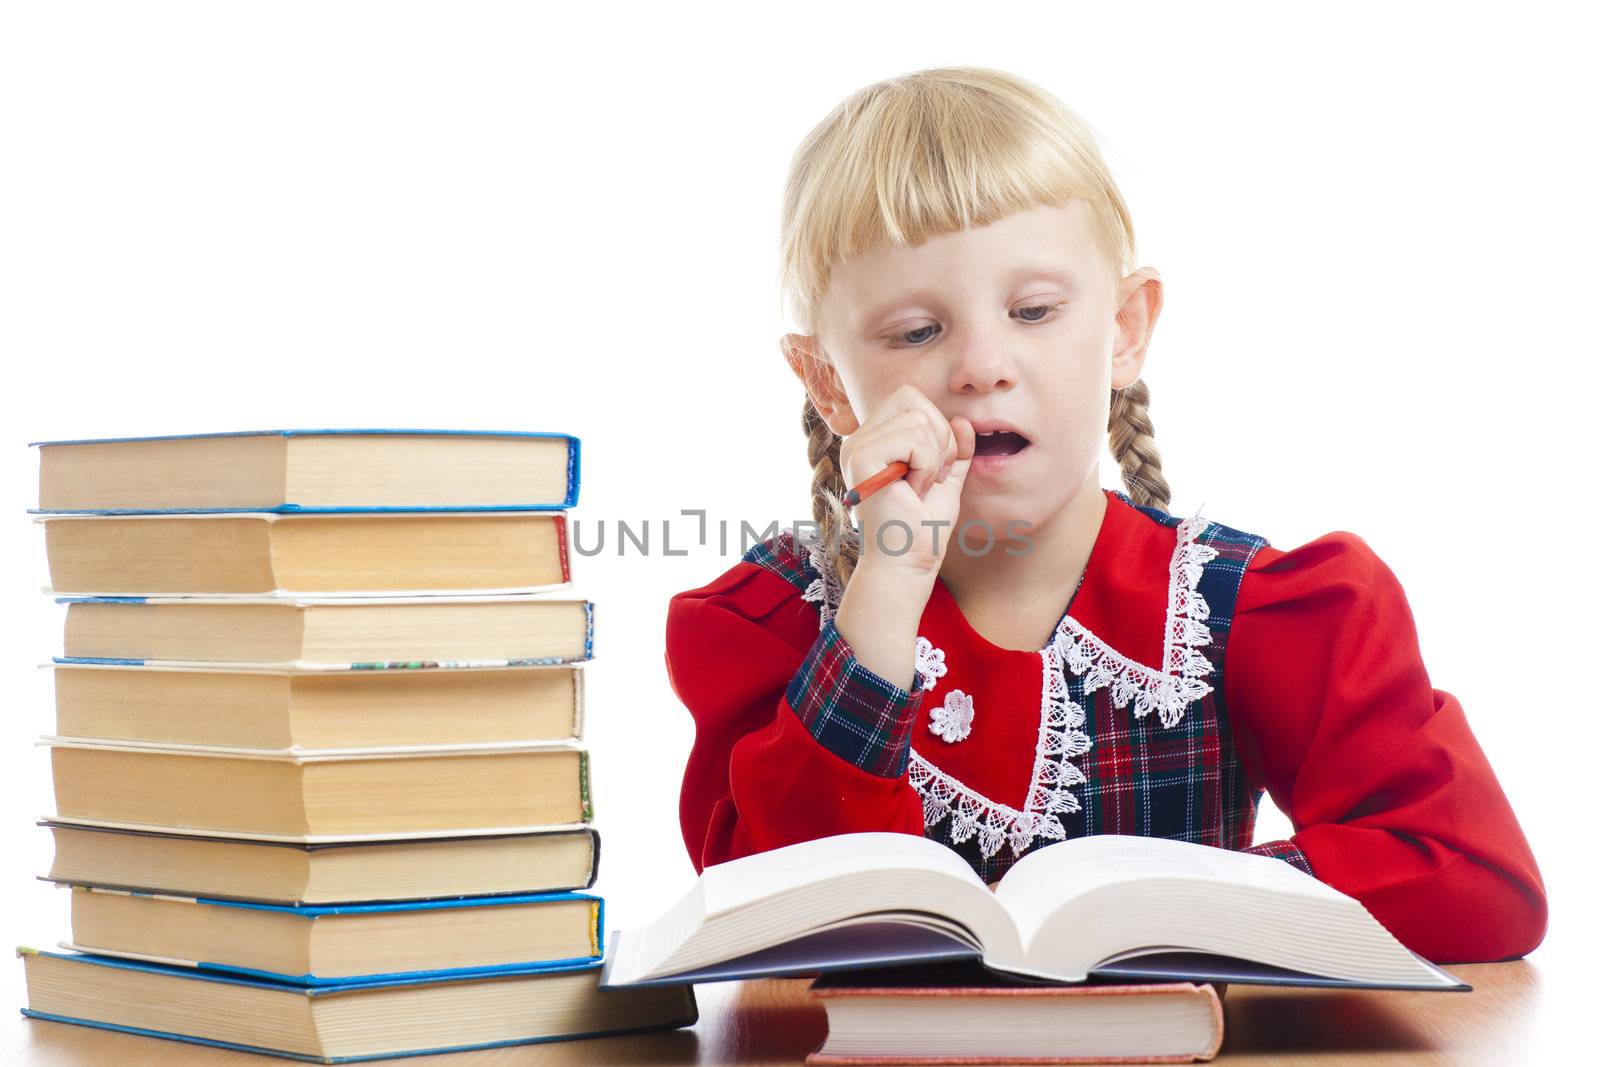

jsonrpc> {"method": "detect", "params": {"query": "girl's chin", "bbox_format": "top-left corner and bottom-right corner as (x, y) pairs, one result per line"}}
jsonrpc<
(951, 498), (1040, 549)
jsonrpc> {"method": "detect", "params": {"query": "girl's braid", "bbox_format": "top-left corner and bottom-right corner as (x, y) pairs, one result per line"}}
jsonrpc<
(1107, 378), (1171, 512)
(802, 394), (861, 591)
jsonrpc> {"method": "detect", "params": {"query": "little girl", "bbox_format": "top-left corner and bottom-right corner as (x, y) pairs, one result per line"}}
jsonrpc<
(664, 66), (1546, 964)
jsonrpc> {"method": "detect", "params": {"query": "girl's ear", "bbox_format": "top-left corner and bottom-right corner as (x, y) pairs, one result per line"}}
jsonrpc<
(1110, 267), (1164, 389)
(782, 333), (861, 436)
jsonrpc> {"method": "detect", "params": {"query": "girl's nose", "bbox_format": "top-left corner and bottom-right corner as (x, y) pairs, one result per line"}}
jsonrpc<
(947, 333), (1018, 394)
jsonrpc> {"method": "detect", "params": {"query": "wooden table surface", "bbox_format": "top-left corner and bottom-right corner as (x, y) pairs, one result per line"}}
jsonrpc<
(3, 955), (1571, 1065)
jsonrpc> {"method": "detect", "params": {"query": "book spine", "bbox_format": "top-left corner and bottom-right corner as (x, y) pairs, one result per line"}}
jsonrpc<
(585, 827), (602, 888)
(579, 749), (593, 823)
(572, 666), (586, 742)
(555, 514), (570, 583)
(565, 435), (581, 508)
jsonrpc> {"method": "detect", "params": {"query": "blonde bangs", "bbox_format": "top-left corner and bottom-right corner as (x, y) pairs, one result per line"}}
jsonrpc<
(781, 67), (1135, 331)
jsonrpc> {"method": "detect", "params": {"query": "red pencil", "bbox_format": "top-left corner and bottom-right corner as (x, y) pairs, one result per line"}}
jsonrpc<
(842, 461), (911, 507)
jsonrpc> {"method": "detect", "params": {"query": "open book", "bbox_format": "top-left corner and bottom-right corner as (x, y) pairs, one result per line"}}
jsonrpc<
(600, 832), (1466, 991)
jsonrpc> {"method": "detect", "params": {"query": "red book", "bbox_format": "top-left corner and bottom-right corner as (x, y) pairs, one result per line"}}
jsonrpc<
(806, 961), (1223, 1065)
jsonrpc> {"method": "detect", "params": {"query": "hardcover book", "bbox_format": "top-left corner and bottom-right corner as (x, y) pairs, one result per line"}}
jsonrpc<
(806, 960), (1223, 1065)
(38, 510), (571, 595)
(50, 660), (585, 750)
(55, 593), (594, 667)
(20, 948), (697, 1063)
(47, 738), (592, 839)
(42, 820), (601, 904)
(32, 428), (580, 513)
(61, 886), (605, 984)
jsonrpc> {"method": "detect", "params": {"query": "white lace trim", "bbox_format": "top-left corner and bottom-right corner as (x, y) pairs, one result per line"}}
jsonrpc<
(797, 529), (844, 628)
(911, 754), (1065, 858)
(1049, 513), (1218, 730)
(795, 506), (1217, 860)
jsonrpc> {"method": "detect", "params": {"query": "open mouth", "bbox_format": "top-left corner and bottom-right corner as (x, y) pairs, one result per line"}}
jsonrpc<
(974, 430), (1030, 457)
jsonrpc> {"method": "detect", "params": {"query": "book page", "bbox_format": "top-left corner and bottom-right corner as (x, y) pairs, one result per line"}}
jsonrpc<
(616, 832), (1023, 981)
(993, 835), (1346, 950)
(701, 832), (985, 917)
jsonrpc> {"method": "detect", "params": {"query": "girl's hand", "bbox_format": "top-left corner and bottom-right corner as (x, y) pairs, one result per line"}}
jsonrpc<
(839, 383), (977, 579)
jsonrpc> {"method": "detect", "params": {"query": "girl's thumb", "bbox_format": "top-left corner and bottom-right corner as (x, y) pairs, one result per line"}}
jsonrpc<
(926, 414), (975, 515)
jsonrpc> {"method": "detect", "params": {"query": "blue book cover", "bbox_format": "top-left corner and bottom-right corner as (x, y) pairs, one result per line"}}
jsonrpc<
(30, 428), (581, 513)
(62, 889), (605, 986)
(19, 946), (698, 1063)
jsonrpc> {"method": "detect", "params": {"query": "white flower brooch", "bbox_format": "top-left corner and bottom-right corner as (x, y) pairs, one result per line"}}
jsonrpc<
(930, 689), (975, 744)
(914, 636), (947, 693)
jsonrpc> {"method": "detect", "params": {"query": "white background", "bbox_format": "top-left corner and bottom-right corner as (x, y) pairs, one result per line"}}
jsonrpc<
(2, 0), (1595, 1055)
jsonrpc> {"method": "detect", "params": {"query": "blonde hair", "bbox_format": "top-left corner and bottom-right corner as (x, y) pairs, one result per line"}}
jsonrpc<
(781, 66), (1171, 591)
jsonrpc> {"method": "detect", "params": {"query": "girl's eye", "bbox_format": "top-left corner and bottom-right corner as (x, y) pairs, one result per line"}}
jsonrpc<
(896, 324), (941, 346)
(1013, 303), (1063, 323)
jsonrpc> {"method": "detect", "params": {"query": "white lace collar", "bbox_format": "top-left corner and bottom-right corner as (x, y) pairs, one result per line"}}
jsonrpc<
(794, 502), (1218, 861)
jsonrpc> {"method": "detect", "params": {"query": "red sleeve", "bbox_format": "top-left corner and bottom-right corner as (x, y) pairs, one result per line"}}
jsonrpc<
(1225, 531), (1548, 963)
(665, 560), (928, 874)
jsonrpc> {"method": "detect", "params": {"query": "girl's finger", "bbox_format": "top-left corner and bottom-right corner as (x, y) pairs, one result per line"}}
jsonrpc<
(908, 431), (942, 497)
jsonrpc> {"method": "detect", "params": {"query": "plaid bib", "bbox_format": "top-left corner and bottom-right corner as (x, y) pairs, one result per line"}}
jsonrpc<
(747, 489), (1278, 884)
(931, 493), (1270, 883)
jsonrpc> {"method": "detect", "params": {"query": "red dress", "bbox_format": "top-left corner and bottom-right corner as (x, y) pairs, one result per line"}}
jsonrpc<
(664, 487), (1547, 964)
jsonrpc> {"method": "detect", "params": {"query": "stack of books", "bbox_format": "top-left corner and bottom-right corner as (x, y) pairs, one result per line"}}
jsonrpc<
(17, 428), (696, 1062)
